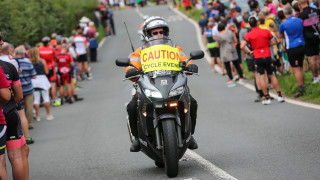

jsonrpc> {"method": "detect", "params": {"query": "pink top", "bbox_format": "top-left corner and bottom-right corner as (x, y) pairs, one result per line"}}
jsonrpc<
(268, 3), (277, 15)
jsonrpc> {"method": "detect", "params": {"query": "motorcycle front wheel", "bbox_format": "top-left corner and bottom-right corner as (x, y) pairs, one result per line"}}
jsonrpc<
(161, 119), (179, 178)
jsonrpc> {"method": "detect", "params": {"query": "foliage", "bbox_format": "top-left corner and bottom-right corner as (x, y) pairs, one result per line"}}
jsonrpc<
(0, 0), (97, 46)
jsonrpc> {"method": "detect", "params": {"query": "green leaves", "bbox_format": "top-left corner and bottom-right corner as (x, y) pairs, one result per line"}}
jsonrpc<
(0, 0), (97, 46)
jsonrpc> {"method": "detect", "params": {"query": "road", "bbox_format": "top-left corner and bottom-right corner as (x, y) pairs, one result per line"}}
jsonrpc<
(8, 5), (320, 180)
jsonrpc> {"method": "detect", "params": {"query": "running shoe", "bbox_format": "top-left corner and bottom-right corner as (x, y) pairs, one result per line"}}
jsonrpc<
(25, 137), (34, 145)
(262, 99), (271, 105)
(36, 116), (41, 121)
(294, 91), (304, 98)
(277, 96), (285, 102)
(227, 80), (236, 88)
(254, 96), (263, 102)
(238, 79), (246, 85)
(46, 115), (55, 120)
(52, 101), (61, 107)
(86, 76), (93, 80)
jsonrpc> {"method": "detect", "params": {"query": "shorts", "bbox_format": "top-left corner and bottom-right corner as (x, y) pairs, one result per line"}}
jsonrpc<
(246, 58), (255, 72)
(16, 99), (25, 110)
(305, 39), (320, 56)
(185, 6), (191, 10)
(286, 46), (305, 68)
(0, 125), (6, 155)
(77, 54), (88, 63)
(213, 47), (220, 58)
(208, 48), (215, 57)
(5, 110), (25, 149)
(47, 68), (57, 82)
(59, 73), (71, 86)
(255, 57), (274, 75)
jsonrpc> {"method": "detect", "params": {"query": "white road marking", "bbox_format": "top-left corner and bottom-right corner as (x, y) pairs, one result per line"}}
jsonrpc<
(170, 6), (320, 110)
(135, 8), (144, 18)
(186, 150), (238, 180)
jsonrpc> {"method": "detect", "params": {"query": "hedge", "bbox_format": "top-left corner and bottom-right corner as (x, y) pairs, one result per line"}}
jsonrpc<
(0, 0), (97, 46)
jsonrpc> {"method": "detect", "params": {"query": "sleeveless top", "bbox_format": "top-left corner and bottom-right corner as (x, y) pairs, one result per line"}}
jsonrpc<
(34, 60), (46, 75)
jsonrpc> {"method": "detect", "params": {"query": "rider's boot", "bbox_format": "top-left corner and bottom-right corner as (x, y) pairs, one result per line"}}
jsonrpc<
(188, 136), (198, 150)
(130, 138), (141, 152)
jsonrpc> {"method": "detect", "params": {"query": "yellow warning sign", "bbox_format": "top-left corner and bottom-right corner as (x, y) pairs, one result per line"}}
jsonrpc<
(140, 45), (182, 73)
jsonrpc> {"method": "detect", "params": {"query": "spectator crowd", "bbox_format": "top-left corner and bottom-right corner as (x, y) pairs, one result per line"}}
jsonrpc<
(196, 0), (320, 105)
(0, 0), (118, 178)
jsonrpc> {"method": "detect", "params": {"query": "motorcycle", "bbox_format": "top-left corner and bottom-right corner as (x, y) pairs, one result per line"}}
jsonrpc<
(116, 37), (204, 177)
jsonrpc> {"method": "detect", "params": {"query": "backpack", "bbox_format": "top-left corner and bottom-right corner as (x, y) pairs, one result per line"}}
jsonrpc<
(267, 16), (281, 30)
(89, 38), (98, 49)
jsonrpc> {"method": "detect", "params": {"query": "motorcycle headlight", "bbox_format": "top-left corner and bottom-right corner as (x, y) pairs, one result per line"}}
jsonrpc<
(144, 89), (163, 98)
(169, 86), (184, 97)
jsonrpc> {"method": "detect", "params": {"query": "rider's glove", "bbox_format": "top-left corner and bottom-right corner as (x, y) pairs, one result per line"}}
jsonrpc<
(186, 64), (198, 73)
(126, 68), (140, 78)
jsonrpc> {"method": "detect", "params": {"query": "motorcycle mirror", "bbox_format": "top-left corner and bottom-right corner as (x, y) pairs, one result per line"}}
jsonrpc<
(115, 58), (130, 67)
(190, 50), (204, 60)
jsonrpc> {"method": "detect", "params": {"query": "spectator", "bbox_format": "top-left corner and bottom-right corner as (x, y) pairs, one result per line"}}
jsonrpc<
(265, 0), (277, 16)
(0, 42), (29, 180)
(38, 37), (60, 106)
(74, 29), (92, 80)
(29, 47), (54, 121)
(204, 22), (218, 73)
(298, 0), (320, 84)
(198, 13), (208, 35)
(0, 65), (11, 180)
(278, 4), (306, 97)
(56, 44), (75, 104)
(240, 13), (264, 102)
(292, 1), (300, 17)
(87, 25), (99, 63)
(216, 23), (245, 87)
(248, 0), (260, 13)
(184, 0), (192, 17)
(14, 45), (37, 129)
(94, 7), (101, 28)
(212, 16), (224, 74)
(242, 16), (285, 105)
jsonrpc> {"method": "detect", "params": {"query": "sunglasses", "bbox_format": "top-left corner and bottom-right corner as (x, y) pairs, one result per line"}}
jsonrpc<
(152, 31), (164, 36)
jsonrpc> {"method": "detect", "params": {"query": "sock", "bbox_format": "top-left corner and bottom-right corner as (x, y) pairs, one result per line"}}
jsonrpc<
(299, 85), (305, 92)
(277, 91), (282, 97)
(265, 94), (270, 100)
(258, 90), (264, 97)
(86, 72), (90, 77)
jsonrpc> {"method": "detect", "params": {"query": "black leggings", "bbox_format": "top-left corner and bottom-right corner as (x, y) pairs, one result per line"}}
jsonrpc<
(224, 60), (243, 80)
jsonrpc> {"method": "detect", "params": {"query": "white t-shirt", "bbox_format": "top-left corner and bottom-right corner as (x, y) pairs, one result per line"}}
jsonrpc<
(0, 55), (19, 72)
(74, 36), (88, 55)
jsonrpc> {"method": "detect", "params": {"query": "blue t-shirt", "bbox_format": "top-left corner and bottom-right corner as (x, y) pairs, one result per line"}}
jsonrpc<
(279, 16), (305, 49)
(14, 57), (37, 96)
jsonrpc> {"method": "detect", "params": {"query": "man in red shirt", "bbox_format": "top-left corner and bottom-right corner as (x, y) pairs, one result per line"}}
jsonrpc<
(56, 45), (75, 104)
(241, 16), (284, 105)
(38, 37), (60, 106)
(0, 66), (11, 180)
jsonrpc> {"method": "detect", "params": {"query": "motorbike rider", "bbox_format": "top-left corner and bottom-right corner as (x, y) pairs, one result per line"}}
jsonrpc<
(125, 16), (199, 152)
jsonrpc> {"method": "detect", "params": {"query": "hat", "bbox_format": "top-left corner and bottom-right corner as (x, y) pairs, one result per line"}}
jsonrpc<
(80, 16), (90, 23)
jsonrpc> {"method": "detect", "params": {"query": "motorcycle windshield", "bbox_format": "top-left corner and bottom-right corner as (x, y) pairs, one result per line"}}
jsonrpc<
(145, 36), (173, 47)
(141, 37), (182, 73)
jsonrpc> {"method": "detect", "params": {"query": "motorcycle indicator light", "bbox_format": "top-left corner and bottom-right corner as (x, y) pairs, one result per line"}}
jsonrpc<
(169, 102), (178, 108)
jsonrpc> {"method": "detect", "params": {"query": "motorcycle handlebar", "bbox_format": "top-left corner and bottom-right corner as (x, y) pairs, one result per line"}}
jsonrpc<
(123, 71), (199, 81)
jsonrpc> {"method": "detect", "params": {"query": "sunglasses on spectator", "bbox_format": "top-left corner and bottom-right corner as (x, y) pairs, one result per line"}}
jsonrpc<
(152, 31), (164, 35)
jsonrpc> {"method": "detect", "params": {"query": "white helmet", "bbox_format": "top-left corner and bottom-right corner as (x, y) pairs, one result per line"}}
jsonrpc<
(142, 16), (169, 38)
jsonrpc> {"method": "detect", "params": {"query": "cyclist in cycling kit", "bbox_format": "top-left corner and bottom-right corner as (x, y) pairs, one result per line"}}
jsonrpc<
(125, 16), (199, 152)
(38, 37), (60, 106)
